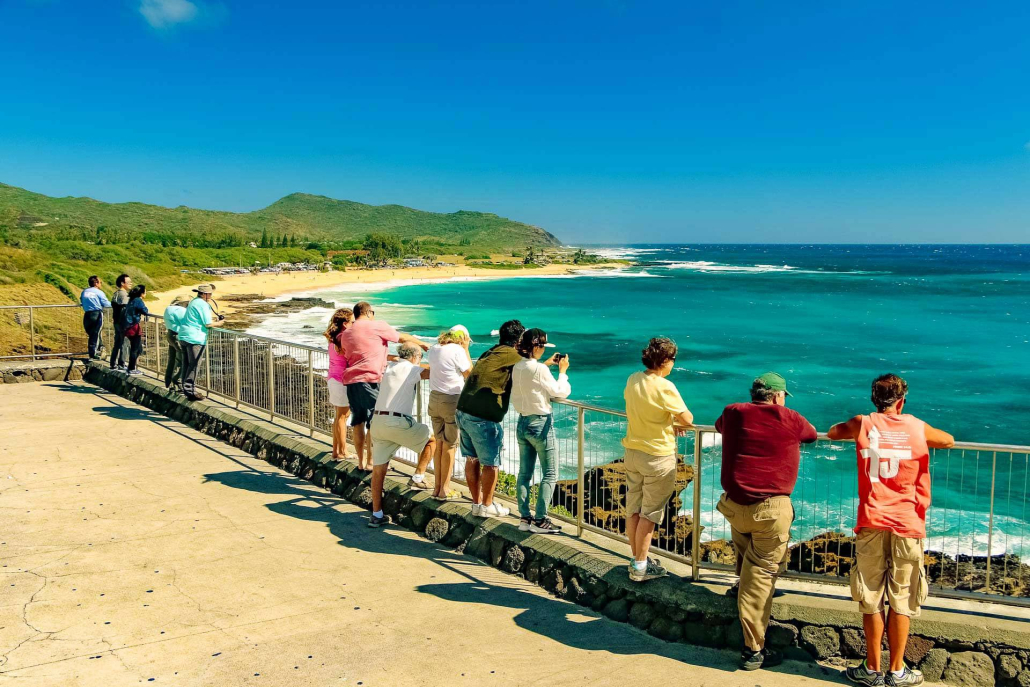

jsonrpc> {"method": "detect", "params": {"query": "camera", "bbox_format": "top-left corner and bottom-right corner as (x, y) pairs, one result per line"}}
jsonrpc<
(555, 353), (567, 361)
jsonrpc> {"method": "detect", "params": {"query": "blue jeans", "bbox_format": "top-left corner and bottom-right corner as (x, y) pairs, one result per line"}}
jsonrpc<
(456, 410), (503, 467)
(516, 414), (557, 520)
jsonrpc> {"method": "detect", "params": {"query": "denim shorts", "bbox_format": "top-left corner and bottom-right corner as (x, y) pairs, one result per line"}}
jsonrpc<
(456, 410), (503, 467)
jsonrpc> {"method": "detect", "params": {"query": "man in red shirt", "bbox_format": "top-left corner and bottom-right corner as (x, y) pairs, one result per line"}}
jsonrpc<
(715, 372), (817, 671)
(829, 374), (953, 687)
(339, 302), (429, 472)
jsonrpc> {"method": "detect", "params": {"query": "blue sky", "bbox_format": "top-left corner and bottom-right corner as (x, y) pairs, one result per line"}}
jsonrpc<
(1, 1), (1028, 243)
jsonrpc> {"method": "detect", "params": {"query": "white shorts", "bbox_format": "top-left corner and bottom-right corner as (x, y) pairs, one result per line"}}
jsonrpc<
(370, 415), (433, 466)
(327, 378), (349, 407)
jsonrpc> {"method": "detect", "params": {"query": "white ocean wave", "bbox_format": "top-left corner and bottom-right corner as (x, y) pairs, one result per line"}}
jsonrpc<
(589, 247), (666, 260)
(654, 260), (878, 275)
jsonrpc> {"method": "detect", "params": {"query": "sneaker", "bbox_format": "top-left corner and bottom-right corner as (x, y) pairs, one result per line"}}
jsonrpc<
(519, 517), (533, 531)
(529, 518), (562, 534)
(367, 514), (390, 528)
(846, 661), (886, 686)
(628, 557), (669, 582)
(406, 477), (429, 490)
(740, 648), (783, 671)
(128, 369), (143, 376)
(886, 667), (923, 686)
(479, 502), (510, 518)
(471, 504), (482, 517)
(186, 391), (206, 401)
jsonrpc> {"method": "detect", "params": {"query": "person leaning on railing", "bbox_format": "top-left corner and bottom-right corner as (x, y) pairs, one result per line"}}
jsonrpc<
(119, 284), (149, 376)
(177, 284), (224, 401)
(830, 374), (954, 687)
(162, 297), (189, 391)
(426, 324), (473, 501)
(367, 344), (435, 528)
(714, 372), (817, 672)
(511, 328), (570, 535)
(621, 337), (693, 583)
(455, 319), (526, 519)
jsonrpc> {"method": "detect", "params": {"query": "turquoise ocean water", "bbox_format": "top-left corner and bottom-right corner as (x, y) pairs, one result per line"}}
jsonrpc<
(249, 245), (1030, 555)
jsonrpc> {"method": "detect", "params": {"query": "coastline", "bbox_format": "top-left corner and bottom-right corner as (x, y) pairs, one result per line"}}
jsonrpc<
(148, 262), (628, 314)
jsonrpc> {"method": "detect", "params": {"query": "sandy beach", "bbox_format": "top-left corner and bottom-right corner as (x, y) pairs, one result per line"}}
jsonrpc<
(149, 263), (627, 313)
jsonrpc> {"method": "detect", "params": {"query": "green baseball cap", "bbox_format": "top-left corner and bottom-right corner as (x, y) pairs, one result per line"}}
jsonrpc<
(755, 372), (792, 396)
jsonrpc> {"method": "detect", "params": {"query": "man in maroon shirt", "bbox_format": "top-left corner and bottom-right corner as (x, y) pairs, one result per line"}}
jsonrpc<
(715, 372), (818, 671)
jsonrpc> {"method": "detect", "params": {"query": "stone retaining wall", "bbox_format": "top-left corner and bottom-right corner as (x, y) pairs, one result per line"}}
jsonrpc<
(1, 358), (85, 384)
(83, 363), (1030, 686)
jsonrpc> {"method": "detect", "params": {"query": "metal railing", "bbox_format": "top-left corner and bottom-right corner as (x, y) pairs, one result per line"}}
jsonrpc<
(8, 304), (1030, 606)
(0, 304), (92, 360)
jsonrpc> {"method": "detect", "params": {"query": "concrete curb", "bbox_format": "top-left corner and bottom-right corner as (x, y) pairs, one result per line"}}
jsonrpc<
(0, 358), (85, 384)
(83, 363), (1028, 686)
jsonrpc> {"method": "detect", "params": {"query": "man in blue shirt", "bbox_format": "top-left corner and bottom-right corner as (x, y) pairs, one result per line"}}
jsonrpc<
(79, 275), (111, 358)
(177, 284), (223, 400)
(162, 298), (188, 390)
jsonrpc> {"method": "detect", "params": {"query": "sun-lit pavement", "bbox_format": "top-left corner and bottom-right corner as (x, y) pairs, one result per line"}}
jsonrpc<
(0, 381), (854, 686)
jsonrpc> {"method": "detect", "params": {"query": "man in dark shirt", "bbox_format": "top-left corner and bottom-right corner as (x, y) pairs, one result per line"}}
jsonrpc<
(456, 319), (525, 519)
(715, 372), (817, 671)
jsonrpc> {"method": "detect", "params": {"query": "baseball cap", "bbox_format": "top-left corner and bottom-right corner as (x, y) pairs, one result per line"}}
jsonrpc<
(193, 284), (215, 294)
(754, 372), (792, 397)
(449, 324), (471, 342)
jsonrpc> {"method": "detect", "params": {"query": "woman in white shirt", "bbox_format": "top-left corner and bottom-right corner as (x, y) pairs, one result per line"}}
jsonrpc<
(426, 325), (473, 500)
(511, 328), (571, 534)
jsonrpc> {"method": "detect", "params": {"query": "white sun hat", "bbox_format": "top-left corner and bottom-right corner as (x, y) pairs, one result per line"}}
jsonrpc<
(449, 324), (472, 342)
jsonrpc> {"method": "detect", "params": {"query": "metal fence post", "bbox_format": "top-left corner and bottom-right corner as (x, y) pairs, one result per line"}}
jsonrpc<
(154, 319), (161, 373)
(577, 406), (585, 537)
(307, 349), (315, 437)
(986, 451), (998, 591)
(232, 335), (241, 408)
(267, 342), (275, 421)
(691, 428), (703, 582)
(203, 336), (211, 392)
(29, 307), (36, 361)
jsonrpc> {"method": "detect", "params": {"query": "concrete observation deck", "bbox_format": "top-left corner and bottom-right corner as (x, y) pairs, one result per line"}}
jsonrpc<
(2, 378), (1027, 686)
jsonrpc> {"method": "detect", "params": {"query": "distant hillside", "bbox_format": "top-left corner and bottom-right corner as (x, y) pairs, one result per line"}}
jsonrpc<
(0, 183), (561, 250)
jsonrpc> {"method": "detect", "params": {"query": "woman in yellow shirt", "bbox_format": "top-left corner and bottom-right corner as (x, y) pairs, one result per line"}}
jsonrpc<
(622, 337), (694, 582)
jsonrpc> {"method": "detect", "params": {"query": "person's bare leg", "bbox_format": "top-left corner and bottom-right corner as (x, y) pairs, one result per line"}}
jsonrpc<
(415, 439), (435, 481)
(627, 514), (641, 560)
(333, 407), (350, 459)
(886, 609), (910, 672)
(364, 427), (373, 470)
(480, 466), (499, 506)
(431, 436), (444, 496)
(371, 463), (388, 513)
(353, 424), (368, 470)
(465, 457), (481, 504)
(863, 611), (886, 672)
(632, 517), (657, 563)
(437, 442), (456, 495)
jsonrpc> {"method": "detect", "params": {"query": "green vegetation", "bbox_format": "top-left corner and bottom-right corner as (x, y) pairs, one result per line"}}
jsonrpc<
(0, 181), (563, 299)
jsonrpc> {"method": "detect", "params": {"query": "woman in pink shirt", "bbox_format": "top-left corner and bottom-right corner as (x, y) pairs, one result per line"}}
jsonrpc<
(324, 308), (354, 460)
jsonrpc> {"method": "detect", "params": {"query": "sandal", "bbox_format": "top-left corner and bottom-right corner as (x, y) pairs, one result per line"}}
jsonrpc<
(433, 490), (462, 502)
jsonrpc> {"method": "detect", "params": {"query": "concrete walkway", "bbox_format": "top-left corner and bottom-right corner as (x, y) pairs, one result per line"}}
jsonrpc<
(1, 382), (859, 686)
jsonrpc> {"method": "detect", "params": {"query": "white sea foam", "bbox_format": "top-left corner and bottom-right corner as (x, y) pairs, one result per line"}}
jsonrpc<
(590, 247), (665, 260)
(654, 260), (878, 275)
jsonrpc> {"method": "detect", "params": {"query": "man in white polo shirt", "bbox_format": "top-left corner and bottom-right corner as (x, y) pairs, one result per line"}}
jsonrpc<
(367, 343), (436, 528)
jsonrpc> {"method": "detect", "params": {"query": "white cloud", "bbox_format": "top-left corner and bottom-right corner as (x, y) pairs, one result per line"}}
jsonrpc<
(139, 0), (199, 29)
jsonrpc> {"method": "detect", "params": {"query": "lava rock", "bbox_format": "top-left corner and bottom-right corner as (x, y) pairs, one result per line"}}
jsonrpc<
(602, 598), (630, 623)
(501, 545), (525, 573)
(943, 651), (995, 687)
(628, 602), (656, 630)
(424, 517), (449, 542)
(800, 625), (840, 660)
(919, 648), (950, 682)
(766, 620), (799, 650)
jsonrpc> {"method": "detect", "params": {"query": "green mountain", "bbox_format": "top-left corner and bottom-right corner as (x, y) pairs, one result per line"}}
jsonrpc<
(0, 182), (562, 299)
(0, 183), (561, 249)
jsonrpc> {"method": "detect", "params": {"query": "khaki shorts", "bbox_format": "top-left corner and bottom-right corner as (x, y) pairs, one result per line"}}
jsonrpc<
(427, 390), (459, 444)
(624, 448), (677, 525)
(370, 415), (433, 467)
(850, 527), (928, 617)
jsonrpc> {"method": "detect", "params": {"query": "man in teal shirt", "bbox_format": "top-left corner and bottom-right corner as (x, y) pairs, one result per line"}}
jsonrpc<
(162, 298), (188, 390)
(177, 285), (223, 400)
